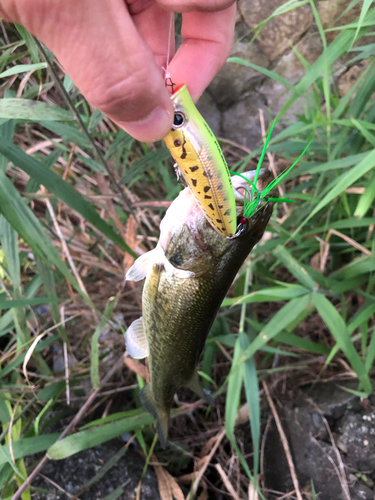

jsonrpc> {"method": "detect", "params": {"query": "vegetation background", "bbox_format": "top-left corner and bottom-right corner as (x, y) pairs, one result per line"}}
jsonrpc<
(0, 0), (374, 499)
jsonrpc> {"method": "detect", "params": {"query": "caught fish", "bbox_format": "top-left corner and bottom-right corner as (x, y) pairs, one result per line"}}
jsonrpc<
(125, 170), (273, 448)
(163, 84), (237, 237)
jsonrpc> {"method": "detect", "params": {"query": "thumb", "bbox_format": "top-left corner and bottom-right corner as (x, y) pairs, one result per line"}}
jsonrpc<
(0, 0), (174, 142)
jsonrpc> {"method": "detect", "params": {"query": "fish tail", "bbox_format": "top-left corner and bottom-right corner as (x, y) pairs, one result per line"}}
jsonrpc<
(140, 383), (169, 449)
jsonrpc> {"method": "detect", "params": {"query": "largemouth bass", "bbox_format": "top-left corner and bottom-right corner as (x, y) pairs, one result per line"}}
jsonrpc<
(125, 171), (273, 448)
(163, 84), (237, 238)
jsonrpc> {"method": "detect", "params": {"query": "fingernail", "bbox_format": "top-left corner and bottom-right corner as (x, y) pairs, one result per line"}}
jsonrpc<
(118, 106), (172, 142)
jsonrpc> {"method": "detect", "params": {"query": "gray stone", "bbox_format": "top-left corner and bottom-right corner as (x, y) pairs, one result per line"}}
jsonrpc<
(351, 483), (374, 500)
(337, 409), (375, 471)
(207, 40), (268, 110)
(196, 91), (221, 136)
(239, 0), (313, 61)
(221, 92), (269, 150)
(259, 28), (324, 120)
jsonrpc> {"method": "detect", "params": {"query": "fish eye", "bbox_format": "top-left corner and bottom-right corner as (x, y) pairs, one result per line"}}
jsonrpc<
(173, 112), (185, 128)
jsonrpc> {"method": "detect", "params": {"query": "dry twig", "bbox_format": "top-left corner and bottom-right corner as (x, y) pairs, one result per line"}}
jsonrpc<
(215, 463), (241, 500)
(262, 381), (303, 500)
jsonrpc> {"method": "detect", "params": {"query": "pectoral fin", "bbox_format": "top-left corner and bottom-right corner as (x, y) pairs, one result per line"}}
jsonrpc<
(125, 317), (149, 359)
(126, 249), (157, 282)
(140, 383), (169, 449)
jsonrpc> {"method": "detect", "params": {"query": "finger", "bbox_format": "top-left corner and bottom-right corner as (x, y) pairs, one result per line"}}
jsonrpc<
(0, 0), (174, 142)
(167, 3), (236, 100)
(157, 0), (235, 13)
(128, 0), (175, 70)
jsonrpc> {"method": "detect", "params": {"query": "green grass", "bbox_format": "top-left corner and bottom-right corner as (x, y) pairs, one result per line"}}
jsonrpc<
(0, 2), (375, 498)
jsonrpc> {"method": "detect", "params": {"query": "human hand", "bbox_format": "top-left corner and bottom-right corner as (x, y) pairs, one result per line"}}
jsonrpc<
(0, 0), (236, 141)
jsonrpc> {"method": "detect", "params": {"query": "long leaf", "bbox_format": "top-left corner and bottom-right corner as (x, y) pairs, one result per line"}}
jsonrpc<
(0, 99), (74, 121)
(223, 284), (309, 306)
(294, 149), (375, 234)
(0, 172), (86, 300)
(0, 63), (47, 79)
(0, 297), (60, 311)
(47, 412), (155, 460)
(0, 138), (135, 257)
(240, 332), (260, 479)
(0, 434), (60, 465)
(241, 294), (313, 363)
(312, 292), (371, 394)
(273, 246), (317, 290)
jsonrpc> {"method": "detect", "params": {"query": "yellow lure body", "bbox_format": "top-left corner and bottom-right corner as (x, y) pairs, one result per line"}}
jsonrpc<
(163, 85), (237, 237)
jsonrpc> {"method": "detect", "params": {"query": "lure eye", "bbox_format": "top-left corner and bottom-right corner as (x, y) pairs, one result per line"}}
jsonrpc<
(173, 112), (185, 128)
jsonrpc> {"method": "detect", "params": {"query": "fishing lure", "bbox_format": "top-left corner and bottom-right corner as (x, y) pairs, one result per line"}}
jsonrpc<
(163, 84), (237, 237)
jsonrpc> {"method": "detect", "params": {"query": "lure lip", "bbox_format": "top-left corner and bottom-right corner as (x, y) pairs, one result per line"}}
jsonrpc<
(171, 83), (185, 95)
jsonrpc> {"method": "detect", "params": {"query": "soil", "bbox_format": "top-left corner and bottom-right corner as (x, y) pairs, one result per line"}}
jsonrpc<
(31, 440), (160, 500)
(264, 380), (375, 500)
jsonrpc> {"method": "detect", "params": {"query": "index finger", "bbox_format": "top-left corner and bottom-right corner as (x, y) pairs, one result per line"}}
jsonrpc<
(166, 3), (236, 101)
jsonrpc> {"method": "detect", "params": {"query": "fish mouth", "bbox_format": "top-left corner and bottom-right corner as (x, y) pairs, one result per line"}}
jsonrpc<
(231, 200), (274, 239)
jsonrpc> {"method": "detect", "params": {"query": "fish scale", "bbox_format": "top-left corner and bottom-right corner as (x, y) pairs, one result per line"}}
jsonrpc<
(163, 85), (237, 237)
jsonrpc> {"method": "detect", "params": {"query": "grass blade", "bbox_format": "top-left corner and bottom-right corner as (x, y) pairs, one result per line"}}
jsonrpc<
(312, 292), (371, 394)
(354, 170), (375, 218)
(91, 297), (118, 389)
(225, 335), (244, 437)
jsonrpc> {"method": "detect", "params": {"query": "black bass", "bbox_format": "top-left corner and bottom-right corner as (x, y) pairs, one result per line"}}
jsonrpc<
(125, 171), (273, 447)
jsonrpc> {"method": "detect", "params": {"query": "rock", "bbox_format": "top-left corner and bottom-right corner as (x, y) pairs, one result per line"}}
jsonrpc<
(239, 0), (313, 61)
(317, 0), (363, 43)
(196, 91), (221, 136)
(221, 92), (269, 150)
(351, 483), (374, 500)
(207, 40), (268, 110)
(31, 440), (161, 500)
(338, 60), (371, 98)
(259, 28), (324, 120)
(337, 409), (375, 471)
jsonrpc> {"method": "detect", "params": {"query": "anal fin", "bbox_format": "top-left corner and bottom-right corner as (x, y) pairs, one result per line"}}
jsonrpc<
(186, 373), (215, 407)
